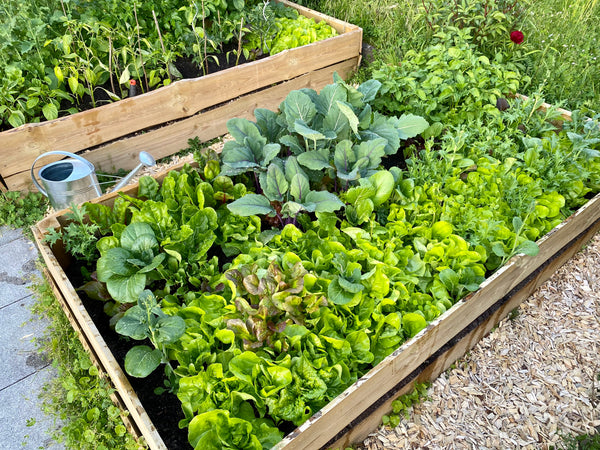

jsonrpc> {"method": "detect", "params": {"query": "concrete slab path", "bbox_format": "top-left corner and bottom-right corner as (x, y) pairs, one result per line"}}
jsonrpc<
(0, 226), (63, 450)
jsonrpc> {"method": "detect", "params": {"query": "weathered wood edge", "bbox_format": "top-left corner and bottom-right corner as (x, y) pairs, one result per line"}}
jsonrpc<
(10, 57), (359, 192)
(0, 2), (361, 182)
(326, 208), (600, 449)
(273, 92), (596, 449)
(32, 227), (167, 450)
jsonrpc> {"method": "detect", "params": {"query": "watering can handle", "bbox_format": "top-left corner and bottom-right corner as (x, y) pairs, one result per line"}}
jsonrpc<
(30, 151), (94, 197)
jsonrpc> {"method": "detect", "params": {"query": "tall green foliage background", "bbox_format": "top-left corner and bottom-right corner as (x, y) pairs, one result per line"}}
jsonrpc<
(301, 0), (600, 112)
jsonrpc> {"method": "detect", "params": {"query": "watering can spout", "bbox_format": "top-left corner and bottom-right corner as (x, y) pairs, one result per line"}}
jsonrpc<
(109, 151), (156, 193)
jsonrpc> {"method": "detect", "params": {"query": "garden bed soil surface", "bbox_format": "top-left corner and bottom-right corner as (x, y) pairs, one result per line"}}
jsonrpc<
(57, 47), (259, 122)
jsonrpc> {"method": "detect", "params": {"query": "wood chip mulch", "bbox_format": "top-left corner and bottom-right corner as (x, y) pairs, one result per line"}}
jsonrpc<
(360, 234), (600, 449)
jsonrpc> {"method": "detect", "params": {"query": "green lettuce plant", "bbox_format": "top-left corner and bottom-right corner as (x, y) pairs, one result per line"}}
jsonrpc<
(242, 1), (335, 57)
(187, 409), (263, 450)
(269, 13), (338, 55)
(96, 222), (165, 304)
(342, 169), (395, 225)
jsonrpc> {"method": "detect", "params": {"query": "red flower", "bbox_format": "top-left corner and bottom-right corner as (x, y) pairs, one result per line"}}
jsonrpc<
(510, 30), (524, 44)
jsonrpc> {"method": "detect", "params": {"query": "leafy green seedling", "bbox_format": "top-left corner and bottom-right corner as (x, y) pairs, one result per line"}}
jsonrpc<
(96, 222), (165, 304)
(44, 204), (99, 265)
(115, 290), (185, 378)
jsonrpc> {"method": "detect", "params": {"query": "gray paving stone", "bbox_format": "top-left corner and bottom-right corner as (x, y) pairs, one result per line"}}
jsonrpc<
(0, 226), (24, 246)
(0, 366), (63, 450)
(0, 295), (50, 390)
(0, 234), (40, 308)
(0, 227), (62, 450)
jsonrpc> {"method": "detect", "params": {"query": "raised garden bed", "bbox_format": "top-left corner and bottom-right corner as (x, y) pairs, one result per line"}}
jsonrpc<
(0, 0), (362, 193)
(32, 91), (600, 449)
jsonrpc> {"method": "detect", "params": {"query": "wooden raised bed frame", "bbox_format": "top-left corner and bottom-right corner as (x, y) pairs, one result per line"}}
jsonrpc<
(33, 102), (599, 450)
(1, 0), (362, 193)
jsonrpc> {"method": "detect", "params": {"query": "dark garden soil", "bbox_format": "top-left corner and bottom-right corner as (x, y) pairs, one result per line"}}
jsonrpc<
(65, 265), (190, 449)
(382, 136), (426, 171)
(23, 43), (266, 132)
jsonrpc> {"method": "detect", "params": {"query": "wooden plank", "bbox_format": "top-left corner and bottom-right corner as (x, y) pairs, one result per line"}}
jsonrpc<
(0, 4), (361, 182)
(11, 57), (359, 192)
(515, 93), (572, 121)
(32, 227), (167, 450)
(275, 190), (600, 450)
(277, 0), (358, 34)
(327, 213), (600, 449)
(39, 264), (144, 441)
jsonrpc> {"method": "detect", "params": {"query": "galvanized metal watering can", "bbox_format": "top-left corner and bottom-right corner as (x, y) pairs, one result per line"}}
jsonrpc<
(31, 150), (156, 210)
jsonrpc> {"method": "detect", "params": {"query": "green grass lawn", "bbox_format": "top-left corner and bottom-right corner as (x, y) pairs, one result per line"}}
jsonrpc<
(302, 0), (600, 112)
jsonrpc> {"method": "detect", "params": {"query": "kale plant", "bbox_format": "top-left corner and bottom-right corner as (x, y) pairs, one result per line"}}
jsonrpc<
(222, 75), (428, 226)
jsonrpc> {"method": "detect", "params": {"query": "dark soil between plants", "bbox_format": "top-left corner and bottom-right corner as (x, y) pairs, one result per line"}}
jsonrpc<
(80, 44), (259, 113)
(65, 266), (189, 449)
(5, 43), (266, 134)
